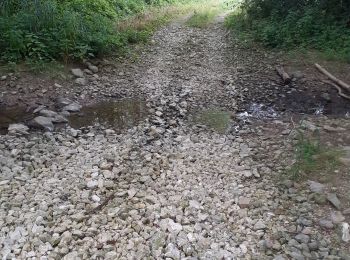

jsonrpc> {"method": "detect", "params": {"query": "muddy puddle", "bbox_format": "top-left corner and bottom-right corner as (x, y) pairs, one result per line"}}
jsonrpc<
(0, 106), (33, 134)
(0, 99), (148, 134)
(191, 109), (232, 133)
(68, 99), (148, 130)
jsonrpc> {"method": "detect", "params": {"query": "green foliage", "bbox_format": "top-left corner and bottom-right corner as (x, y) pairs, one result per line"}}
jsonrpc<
(287, 131), (342, 180)
(0, 0), (196, 63)
(225, 0), (350, 62)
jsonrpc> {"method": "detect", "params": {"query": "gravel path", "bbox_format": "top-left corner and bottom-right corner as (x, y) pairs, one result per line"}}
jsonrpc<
(1, 15), (350, 260)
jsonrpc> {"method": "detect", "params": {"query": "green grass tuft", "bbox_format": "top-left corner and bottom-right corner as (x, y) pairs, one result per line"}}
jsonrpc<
(287, 131), (343, 180)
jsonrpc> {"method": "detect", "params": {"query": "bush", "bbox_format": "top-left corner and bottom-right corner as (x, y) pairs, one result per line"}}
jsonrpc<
(0, 0), (192, 63)
(225, 0), (350, 62)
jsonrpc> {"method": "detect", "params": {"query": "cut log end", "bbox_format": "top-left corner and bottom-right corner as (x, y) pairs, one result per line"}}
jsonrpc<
(275, 66), (291, 85)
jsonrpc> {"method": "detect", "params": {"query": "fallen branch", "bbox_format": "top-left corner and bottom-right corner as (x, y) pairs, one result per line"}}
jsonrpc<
(315, 63), (350, 91)
(324, 80), (350, 100)
(275, 66), (291, 85)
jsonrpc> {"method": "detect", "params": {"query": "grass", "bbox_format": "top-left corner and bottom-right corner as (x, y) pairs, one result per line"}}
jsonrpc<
(0, 59), (67, 78)
(117, 3), (201, 46)
(287, 131), (343, 180)
(186, 9), (218, 28)
(193, 109), (231, 132)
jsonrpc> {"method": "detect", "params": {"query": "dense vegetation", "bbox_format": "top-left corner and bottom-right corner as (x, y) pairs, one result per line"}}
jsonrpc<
(226, 0), (350, 62)
(0, 0), (194, 63)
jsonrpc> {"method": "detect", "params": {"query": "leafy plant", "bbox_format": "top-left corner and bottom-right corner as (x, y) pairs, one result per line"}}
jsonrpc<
(225, 0), (350, 62)
(0, 0), (206, 63)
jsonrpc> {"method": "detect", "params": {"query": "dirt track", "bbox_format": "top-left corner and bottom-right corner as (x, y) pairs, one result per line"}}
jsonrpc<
(1, 13), (350, 259)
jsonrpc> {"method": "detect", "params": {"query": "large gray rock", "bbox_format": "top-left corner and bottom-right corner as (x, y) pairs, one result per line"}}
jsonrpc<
(63, 102), (82, 112)
(39, 109), (58, 118)
(8, 123), (29, 135)
(52, 114), (68, 123)
(71, 68), (84, 78)
(88, 65), (98, 73)
(327, 193), (341, 209)
(238, 197), (251, 209)
(319, 219), (334, 229)
(168, 220), (183, 234)
(295, 233), (310, 243)
(32, 116), (54, 131)
(308, 181), (325, 193)
(253, 220), (266, 230)
(164, 243), (180, 260)
(75, 78), (87, 85)
(57, 97), (73, 106)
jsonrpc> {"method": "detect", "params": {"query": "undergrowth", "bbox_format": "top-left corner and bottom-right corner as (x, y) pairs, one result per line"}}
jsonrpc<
(287, 130), (342, 180)
(225, 0), (350, 63)
(0, 0), (206, 64)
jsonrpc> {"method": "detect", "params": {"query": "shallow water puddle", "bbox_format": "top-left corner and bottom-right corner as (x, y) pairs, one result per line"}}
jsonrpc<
(0, 106), (32, 134)
(192, 109), (232, 132)
(68, 99), (148, 130)
(0, 99), (148, 134)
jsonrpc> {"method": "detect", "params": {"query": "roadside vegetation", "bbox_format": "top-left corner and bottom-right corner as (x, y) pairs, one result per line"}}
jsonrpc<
(0, 0), (205, 65)
(225, 0), (350, 62)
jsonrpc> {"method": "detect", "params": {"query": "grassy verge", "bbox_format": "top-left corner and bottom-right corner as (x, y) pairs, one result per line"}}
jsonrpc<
(117, 3), (202, 46)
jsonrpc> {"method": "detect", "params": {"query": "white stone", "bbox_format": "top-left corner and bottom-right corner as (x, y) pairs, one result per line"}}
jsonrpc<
(91, 195), (101, 202)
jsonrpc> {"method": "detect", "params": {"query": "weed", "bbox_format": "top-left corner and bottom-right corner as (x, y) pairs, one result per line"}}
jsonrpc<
(287, 131), (343, 180)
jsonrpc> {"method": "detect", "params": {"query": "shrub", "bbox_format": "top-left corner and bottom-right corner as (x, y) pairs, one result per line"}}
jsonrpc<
(225, 0), (350, 62)
(0, 0), (196, 63)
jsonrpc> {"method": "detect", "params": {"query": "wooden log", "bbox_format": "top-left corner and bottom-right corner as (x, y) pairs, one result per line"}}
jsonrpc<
(324, 80), (350, 100)
(315, 63), (350, 91)
(275, 66), (291, 85)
